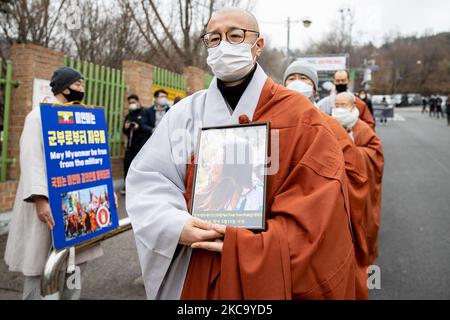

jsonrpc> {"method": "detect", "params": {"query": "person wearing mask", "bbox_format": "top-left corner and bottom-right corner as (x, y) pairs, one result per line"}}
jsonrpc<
(318, 71), (375, 131)
(284, 61), (382, 299)
(126, 7), (356, 300)
(121, 94), (154, 195)
(4, 67), (104, 300)
(332, 92), (385, 266)
(148, 89), (171, 133)
(359, 90), (374, 116)
(284, 61), (319, 104)
(446, 95), (450, 126)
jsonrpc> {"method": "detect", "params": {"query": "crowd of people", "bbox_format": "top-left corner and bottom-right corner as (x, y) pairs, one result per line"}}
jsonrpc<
(422, 95), (450, 125)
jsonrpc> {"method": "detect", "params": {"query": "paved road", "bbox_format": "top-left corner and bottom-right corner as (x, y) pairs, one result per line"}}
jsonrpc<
(1, 107), (449, 300)
(0, 194), (147, 300)
(370, 108), (450, 300)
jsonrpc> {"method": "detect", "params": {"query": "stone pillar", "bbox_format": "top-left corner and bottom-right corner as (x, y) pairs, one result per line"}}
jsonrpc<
(7, 43), (64, 181)
(183, 66), (205, 95)
(122, 60), (154, 108)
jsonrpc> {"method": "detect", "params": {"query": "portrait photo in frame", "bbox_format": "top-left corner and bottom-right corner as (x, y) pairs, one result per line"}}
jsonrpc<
(190, 122), (269, 230)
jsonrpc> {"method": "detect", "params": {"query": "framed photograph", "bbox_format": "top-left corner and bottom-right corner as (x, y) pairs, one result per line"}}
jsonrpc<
(190, 122), (269, 230)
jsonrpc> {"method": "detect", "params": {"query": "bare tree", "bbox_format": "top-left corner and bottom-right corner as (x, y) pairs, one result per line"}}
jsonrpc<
(0, 0), (67, 48)
(61, 0), (144, 68)
(123, 0), (253, 72)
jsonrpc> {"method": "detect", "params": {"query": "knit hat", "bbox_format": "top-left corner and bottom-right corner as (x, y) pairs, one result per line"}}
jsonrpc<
(50, 67), (84, 95)
(283, 61), (319, 91)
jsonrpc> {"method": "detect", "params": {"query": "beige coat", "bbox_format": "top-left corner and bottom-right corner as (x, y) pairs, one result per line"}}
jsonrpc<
(4, 107), (102, 277)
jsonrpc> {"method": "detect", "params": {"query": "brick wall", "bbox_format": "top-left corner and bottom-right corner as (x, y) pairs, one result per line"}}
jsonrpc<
(0, 45), (207, 215)
(0, 181), (18, 213)
(122, 60), (154, 108)
(7, 43), (64, 181)
(183, 66), (205, 95)
(0, 44), (64, 214)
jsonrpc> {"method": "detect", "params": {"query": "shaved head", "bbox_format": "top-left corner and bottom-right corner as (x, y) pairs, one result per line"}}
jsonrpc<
(335, 92), (356, 110)
(209, 7), (259, 32)
(334, 70), (350, 86)
(335, 70), (349, 80)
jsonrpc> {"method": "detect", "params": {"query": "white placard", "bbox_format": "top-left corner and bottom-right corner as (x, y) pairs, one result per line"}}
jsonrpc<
(296, 56), (348, 72)
(33, 78), (58, 109)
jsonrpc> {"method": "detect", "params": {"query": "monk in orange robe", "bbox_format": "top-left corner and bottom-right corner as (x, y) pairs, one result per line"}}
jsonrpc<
(283, 61), (374, 299)
(332, 92), (385, 267)
(127, 7), (356, 301)
(181, 78), (356, 299)
(318, 71), (376, 131)
(355, 96), (376, 131)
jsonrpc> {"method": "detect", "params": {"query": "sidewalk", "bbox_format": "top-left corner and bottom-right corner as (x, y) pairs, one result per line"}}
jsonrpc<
(0, 192), (146, 300)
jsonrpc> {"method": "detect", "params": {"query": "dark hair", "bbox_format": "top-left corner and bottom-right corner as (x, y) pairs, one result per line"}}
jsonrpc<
(154, 89), (168, 98)
(128, 94), (139, 102)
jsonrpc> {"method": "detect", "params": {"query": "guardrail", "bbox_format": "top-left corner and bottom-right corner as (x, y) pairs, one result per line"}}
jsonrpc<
(40, 217), (132, 298)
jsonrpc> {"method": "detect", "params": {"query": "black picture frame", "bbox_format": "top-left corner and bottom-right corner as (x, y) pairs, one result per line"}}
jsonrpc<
(190, 122), (270, 231)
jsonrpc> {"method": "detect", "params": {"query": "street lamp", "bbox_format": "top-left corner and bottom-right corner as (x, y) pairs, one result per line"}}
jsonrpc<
(302, 17), (312, 29)
(287, 17), (313, 62)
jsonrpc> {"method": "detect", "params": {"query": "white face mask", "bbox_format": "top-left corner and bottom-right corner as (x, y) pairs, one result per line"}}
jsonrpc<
(157, 97), (168, 106)
(287, 80), (314, 100)
(332, 107), (360, 130)
(207, 41), (257, 82)
(129, 103), (139, 111)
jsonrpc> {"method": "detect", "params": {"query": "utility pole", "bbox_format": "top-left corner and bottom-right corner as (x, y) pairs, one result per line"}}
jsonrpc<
(286, 17), (291, 61)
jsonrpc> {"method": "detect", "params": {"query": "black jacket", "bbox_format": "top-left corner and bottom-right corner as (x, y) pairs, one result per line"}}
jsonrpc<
(145, 104), (170, 129)
(123, 107), (154, 153)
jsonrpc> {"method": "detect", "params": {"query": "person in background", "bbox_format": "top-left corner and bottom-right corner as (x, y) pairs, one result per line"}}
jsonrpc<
(359, 90), (374, 116)
(379, 97), (389, 126)
(148, 89), (171, 133)
(173, 96), (183, 105)
(122, 94), (153, 195)
(332, 92), (385, 270)
(429, 95), (437, 118)
(445, 94), (450, 126)
(284, 61), (381, 299)
(436, 96), (444, 119)
(422, 96), (428, 114)
(4, 67), (103, 300)
(284, 60), (319, 104)
(317, 70), (376, 131)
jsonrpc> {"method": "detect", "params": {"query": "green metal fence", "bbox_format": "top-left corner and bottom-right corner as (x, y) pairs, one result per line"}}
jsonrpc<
(65, 57), (125, 157)
(0, 59), (17, 182)
(204, 73), (213, 88)
(152, 67), (187, 102)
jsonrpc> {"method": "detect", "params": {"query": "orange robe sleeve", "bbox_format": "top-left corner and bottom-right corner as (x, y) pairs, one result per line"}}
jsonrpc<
(181, 80), (356, 300)
(356, 97), (376, 131)
(352, 120), (385, 265)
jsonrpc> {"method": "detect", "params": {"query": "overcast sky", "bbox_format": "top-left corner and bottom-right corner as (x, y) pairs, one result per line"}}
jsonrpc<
(252, 0), (450, 50)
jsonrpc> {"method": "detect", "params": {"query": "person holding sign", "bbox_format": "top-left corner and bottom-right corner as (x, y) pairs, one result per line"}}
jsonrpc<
(126, 7), (356, 300)
(5, 67), (103, 300)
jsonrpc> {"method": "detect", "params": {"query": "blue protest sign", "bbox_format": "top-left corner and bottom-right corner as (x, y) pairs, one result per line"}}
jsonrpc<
(40, 103), (119, 250)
